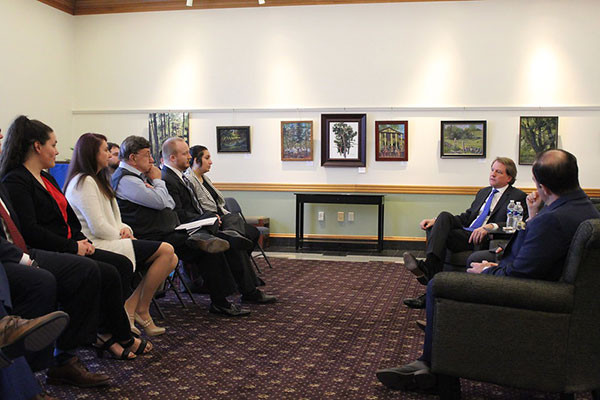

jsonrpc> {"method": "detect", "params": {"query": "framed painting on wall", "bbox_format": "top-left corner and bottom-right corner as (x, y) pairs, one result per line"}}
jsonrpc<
(375, 121), (408, 161)
(281, 121), (313, 161)
(440, 120), (487, 158)
(519, 116), (558, 165)
(321, 114), (366, 167)
(216, 126), (251, 153)
(148, 112), (189, 164)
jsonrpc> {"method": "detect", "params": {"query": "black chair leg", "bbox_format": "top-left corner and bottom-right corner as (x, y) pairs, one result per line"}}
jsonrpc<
(174, 267), (197, 305)
(437, 374), (461, 400)
(167, 276), (187, 309)
(257, 243), (273, 269)
(250, 252), (262, 274)
(151, 297), (166, 320)
(591, 389), (599, 400)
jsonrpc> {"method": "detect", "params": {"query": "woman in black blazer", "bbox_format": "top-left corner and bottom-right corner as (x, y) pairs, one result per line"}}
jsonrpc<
(0, 116), (151, 360)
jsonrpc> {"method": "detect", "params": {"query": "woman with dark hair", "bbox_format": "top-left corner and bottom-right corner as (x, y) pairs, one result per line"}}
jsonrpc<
(1, 116), (151, 360)
(65, 133), (177, 336)
(187, 146), (229, 216)
(186, 145), (276, 304)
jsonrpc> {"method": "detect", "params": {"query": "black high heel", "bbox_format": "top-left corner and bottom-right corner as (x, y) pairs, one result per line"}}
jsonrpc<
(131, 337), (151, 355)
(93, 336), (136, 360)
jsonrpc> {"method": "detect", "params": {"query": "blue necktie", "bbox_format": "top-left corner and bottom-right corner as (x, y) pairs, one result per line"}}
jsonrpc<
(465, 188), (499, 231)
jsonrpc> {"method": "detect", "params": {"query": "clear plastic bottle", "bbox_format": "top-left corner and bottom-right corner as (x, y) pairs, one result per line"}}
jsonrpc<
(506, 200), (515, 231)
(514, 201), (524, 230)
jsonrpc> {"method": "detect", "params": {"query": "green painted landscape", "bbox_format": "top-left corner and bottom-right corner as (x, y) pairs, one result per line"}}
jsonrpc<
(519, 117), (558, 164)
(443, 123), (484, 156)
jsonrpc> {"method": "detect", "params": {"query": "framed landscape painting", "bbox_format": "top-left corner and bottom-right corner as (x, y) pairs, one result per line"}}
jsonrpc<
(148, 112), (189, 164)
(321, 114), (366, 167)
(375, 121), (408, 161)
(216, 126), (251, 153)
(440, 120), (486, 158)
(519, 116), (558, 165)
(281, 121), (313, 161)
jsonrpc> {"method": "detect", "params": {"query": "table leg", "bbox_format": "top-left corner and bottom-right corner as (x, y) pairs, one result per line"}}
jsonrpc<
(378, 202), (384, 252)
(295, 199), (300, 250)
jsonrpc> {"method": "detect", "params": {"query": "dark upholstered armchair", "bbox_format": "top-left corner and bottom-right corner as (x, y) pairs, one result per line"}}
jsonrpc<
(430, 219), (600, 400)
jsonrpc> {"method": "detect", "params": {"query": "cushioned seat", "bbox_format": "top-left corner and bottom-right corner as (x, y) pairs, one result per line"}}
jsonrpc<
(430, 219), (600, 400)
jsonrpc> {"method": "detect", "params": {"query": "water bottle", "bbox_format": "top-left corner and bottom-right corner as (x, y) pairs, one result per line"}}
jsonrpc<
(506, 200), (515, 231)
(514, 202), (524, 230)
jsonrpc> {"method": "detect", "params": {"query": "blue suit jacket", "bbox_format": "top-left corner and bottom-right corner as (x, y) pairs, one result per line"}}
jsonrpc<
(484, 189), (600, 281)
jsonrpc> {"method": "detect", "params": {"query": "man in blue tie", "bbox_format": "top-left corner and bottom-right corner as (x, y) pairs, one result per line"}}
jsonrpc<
(377, 149), (600, 393)
(402, 157), (527, 309)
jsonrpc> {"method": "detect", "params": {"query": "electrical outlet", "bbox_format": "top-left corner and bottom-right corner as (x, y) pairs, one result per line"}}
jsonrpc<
(318, 211), (324, 221)
(348, 212), (355, 222)
(337, 212), (344, 222)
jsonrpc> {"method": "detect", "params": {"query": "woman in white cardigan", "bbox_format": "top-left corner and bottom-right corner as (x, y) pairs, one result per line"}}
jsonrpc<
(65, 133), (178, 337)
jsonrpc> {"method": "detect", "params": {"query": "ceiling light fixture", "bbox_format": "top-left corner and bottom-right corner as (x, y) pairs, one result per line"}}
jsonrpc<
(186, 0), (193, 6)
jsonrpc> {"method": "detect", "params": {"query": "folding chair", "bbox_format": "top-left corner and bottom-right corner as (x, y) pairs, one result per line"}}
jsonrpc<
(140, 261), (197, 320)
(224, 197), (273, 272)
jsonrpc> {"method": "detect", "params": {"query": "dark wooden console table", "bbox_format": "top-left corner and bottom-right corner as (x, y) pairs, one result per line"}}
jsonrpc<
(294, 193), (385, 251)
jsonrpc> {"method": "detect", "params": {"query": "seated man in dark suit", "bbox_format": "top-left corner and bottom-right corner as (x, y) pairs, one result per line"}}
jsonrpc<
(1, 262), (69, 400)
(376, 149), (600, 392)
(161, 138), (276, 308)
(402, 157), (527, 309)
(112, 136), (253, 316)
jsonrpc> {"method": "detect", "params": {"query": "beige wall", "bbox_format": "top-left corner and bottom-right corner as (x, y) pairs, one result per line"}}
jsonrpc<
(0, 0), (74, 157)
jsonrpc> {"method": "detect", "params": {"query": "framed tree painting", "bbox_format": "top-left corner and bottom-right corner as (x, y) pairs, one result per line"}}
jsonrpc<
(281, 121), (313, 161)
(375, 121), (408, 161)
(519, 116), (558, 165)
(440, 120), (487, 158)
(148, 112), (189, 164)
(216, 126), (251, 153)
(321, 114), (366, 167)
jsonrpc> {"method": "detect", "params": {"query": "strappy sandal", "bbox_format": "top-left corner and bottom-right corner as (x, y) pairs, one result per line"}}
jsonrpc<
(130, 337), (151, 355)
(93, 336), (136, 360)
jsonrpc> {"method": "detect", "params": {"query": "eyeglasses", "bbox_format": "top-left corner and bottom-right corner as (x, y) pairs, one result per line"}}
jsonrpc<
(134, 151), (152, 160)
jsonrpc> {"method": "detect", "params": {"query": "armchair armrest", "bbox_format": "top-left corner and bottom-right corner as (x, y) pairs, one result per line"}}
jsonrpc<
(432, 272), (573, 314)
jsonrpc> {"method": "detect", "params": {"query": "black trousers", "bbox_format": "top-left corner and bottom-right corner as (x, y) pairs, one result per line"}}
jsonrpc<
(14, 248), (131, 346)
(6, 249), (101, 369)
(425, 211), (488, 277)
(86, 249), (133, 343)
(223, 248), (258, 295)
(3, 260), (59, 371)
(142, 230), (238, 303)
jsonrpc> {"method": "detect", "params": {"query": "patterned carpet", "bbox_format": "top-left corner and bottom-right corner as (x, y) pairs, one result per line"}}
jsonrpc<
(42, 257), (590, 400)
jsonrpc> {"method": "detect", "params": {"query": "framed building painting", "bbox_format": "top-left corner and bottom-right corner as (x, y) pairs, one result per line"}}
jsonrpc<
(321, 114), (366, 167)
(148, 112), (189, 164)
(216, 126), (251, 153)
(281, 121), (313, 161)
(440, 120), (486, 158)
(375, 121), (408, 161)
(519, 116), (558, 165)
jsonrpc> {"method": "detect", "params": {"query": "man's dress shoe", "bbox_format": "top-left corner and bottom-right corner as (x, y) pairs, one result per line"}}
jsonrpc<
(209, 303), (251, 317)
(46, 356), (110, 387)
(241, 290), (277, 304)
(403, 294), (426, 309)
(402, 252), (429, 285)
(186, 233), (230, 253)
(0, 311), (69, 364)
(376, 360), (436, 391)
(216, 230), (254, 251)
